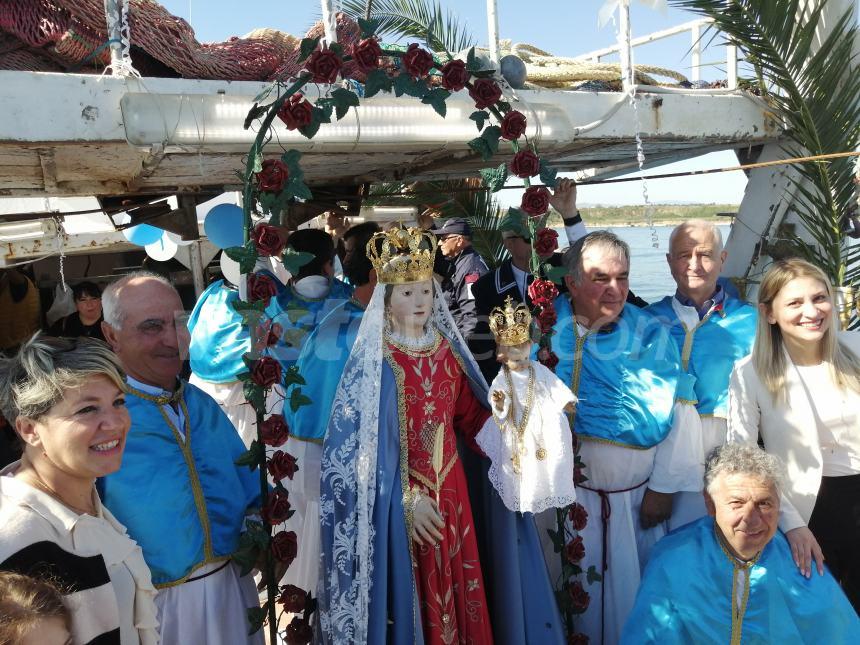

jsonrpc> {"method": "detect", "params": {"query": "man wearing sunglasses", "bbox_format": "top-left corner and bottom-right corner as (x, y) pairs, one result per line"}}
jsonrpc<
(431, 217), (489, 342)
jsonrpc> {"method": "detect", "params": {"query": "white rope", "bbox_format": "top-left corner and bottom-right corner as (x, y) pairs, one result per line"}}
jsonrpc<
(54, 216), (68, 292)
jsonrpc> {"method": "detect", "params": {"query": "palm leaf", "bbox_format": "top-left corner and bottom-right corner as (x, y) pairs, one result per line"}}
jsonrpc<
(341, 0), (476, 54)
(669, 0), (860, 286)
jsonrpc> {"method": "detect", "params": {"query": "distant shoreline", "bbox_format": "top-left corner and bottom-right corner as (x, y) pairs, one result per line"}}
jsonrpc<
(546, 203), (738, 228)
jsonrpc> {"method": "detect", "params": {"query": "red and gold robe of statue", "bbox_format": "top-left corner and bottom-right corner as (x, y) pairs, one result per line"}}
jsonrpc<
(386, 333), (494, 645)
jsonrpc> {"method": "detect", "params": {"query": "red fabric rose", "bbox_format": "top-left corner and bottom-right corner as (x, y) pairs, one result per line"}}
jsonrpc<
(509, 150), (541, 178)
(402, 43), (434, 79)
(251, 356), (282, 388)
(255, 159), (289, 193)
(534, 227), (559, 257)
(278, 584), (307, 613)
(440, 59), (469, 91)
(569, 633), (590, 645)
(262, 489), (292, 526)
(351, 38), (382, 72)
(528, 278), (559, 307)
(247, 273), (277, 306)
(568, 502), (589, 531)
(268, 449), (299, 482)
(305, 46), (342, 84)
(500, 110), (527, 140)
(536, 305), (557, 334)
(521, 186), (551, 217)
(564, 536), (586, 564)
(568, 581), (590, 613)
(271, 529), (298, 564)
(251, 223), (288, 257)
(260, 414), (290, 447)
(286, 617), (313, 645)
(469, 78), (502, 109)
(538, 347), (559, 370)
(277, 93), (314, 131)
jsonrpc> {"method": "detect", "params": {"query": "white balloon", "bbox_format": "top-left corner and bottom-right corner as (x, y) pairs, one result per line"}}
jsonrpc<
(219, 251), (242, 286)
(166, 231), (194, 246)
(144, 235), (178, 261)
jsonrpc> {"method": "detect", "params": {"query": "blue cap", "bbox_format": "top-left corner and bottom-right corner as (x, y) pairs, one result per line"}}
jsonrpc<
(431, 217), (472, 237)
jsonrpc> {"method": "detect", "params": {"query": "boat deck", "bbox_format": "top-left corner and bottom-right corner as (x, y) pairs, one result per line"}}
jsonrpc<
(0, 70), (777, 199)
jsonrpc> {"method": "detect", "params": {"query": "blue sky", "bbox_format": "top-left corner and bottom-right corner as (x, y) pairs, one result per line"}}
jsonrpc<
(159, 0), (747, 206)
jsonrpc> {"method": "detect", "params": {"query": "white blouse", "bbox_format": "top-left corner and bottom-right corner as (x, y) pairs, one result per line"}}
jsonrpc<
(0, 463), (159, 644)
(728, 331), (860, 530)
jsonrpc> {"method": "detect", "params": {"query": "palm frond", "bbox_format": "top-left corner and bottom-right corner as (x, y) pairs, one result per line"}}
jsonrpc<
(341, 0), (476, 54)
(670, 0), (860, 286)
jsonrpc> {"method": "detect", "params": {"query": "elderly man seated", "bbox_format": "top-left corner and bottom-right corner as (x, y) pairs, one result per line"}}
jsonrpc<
(622, 443), (860, 644)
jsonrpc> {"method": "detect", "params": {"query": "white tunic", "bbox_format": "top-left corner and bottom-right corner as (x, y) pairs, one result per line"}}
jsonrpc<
(476, 360), (577, 513)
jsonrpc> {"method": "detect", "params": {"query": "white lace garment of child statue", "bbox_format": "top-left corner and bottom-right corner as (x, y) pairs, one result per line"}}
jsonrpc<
(475, 331), (578, 514)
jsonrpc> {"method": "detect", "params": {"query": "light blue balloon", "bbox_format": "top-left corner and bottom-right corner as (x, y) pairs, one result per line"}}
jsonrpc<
(123, 223), (163, 246)
(204, 204), (244, 249)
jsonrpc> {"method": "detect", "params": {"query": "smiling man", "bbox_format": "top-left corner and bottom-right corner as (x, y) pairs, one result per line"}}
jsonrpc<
(622, 443), (860, 644)
(540, 230), (700, 645)
(99, 272), (263, 645)
(646, 220), (757, 529)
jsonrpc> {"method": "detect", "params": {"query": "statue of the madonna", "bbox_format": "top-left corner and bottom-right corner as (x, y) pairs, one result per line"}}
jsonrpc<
(319, 227), (565, 645)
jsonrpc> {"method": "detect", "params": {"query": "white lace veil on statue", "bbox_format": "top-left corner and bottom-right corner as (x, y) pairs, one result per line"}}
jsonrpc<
(318, 228), (488, 643)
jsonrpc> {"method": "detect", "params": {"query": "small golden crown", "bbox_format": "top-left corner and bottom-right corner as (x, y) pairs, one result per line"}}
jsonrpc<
(367, 227), (436, 284)
(489, 296), (532, 346)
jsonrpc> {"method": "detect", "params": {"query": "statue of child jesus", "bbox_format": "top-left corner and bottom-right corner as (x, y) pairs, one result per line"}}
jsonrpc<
(475, 297), (578, 513)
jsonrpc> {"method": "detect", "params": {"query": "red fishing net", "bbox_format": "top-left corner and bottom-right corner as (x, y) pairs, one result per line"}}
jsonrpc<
(0, 0), (364, 82)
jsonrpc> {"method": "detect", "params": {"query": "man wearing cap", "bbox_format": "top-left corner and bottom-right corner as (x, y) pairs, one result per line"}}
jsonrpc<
(432, 217), (489, 341)
(470, 179), (587, 382)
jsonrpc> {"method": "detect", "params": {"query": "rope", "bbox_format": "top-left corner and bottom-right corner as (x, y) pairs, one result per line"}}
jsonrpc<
(334, 150), (860, 201)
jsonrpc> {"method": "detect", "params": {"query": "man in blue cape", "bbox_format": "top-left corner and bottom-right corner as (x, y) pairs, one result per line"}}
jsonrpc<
(623, 442), (859, 644)
(279, 221), (379, 601)
(542, 231), (701, 644)
(100, 272), (263, 645)
(269, 228), (352, 371)
(186, 264), (285, 446)
(646, 220), (757, 529)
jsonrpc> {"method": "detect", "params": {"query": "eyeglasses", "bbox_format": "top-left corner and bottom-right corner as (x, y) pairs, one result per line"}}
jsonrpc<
(438, 235), (461, 242)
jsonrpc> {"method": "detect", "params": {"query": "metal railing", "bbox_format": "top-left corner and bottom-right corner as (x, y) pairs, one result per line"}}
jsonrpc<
(573, 18), (739, 88)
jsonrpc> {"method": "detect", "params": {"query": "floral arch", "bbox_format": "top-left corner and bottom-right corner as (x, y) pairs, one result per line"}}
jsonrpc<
(229, 20), (594, 642)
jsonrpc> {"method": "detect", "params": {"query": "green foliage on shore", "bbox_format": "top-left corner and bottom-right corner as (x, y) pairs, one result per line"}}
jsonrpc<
(545, 203), (738, 227)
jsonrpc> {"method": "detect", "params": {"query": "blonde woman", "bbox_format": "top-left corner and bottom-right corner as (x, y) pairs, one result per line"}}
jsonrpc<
(728, 258), (860, 610)
(0, 334), (159, 644)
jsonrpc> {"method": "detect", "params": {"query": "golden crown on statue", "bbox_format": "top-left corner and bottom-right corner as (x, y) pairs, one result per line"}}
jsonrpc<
(367, 226), (437, 284)
(488, 296), (532, 346)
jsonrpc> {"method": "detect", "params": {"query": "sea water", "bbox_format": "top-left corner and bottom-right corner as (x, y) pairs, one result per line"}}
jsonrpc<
(554, 224), (732, 304)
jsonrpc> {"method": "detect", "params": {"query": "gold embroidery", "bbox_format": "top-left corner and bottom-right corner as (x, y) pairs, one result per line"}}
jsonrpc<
(154, 556), (231, 589)
(578, 434), (650, 451)
(569, 324), (595, 429)
(680, 312), (714, 372)
(384, 348), (420, 631)
(127, 383), (216, 563)
(384, 329), (442, 357)
(714, 524), (762, 645)
(410, 453), (458, 493)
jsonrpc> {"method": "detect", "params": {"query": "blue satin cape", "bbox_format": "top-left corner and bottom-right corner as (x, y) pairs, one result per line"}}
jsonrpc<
(646, 295), (756, 416)
(320, 337), (565, 644)
(551, 297), (683, 449)
(270, 278), (353, 370)
(285, 299), (364, 441)
(622, 516), (860, 644)
(99, 382), (261, 587)
(187, 278), (284, 383)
